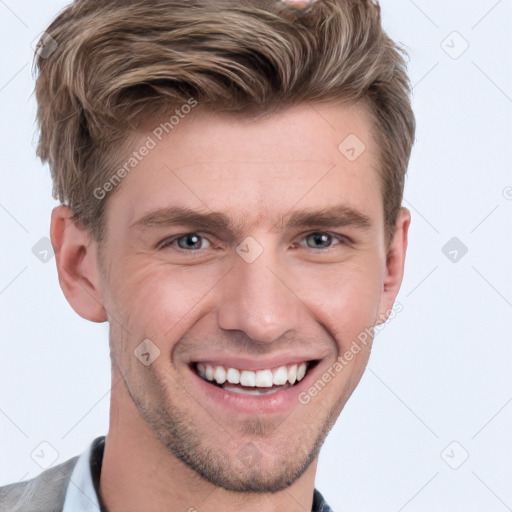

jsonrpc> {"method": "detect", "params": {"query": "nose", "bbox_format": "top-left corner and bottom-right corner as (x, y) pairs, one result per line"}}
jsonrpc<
(216, 243), (303, 344)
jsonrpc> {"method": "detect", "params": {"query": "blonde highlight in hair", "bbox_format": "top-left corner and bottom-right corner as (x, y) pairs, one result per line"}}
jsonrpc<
(33, 0), (415, 246)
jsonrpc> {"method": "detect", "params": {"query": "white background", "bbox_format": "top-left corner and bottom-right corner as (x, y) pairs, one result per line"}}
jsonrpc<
(1, 1), (511, 511)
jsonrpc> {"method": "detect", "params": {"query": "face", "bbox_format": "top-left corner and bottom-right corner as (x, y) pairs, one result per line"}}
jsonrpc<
(63, 102), (409, 493)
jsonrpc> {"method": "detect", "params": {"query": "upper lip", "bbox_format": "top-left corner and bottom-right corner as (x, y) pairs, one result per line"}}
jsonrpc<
(190, 354), (320, 372)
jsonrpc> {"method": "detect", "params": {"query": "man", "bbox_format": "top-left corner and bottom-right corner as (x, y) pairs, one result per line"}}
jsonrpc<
(0, 0), (415, 510)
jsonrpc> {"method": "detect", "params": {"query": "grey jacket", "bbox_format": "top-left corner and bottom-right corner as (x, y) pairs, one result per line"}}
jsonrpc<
(0, 456), (79, 512)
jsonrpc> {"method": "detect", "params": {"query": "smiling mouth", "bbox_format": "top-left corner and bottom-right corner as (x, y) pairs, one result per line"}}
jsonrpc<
(191, 360), (319, 396)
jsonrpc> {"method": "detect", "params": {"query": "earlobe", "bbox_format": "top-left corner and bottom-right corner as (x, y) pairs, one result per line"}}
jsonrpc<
(50, 205), (108, 323)
(375, 206), (411, 325)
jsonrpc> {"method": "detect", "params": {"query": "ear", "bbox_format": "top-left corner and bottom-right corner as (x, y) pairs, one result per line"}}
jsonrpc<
(375, 206), (411, 325)
(50, 205), (107, 323)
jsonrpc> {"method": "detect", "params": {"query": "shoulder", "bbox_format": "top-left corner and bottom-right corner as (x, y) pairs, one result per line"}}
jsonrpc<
(0, 456), (79, 512)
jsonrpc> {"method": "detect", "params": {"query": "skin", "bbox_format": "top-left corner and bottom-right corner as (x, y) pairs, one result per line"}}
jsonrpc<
(50, 101), (410, 512)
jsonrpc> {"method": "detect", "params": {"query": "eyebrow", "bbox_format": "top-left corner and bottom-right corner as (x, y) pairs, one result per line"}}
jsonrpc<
(130, 205), (372, 234)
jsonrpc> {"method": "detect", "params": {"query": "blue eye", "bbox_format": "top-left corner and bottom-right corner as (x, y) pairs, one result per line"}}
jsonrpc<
(160, 233), (212, 251)
(301, 232), (345, 249)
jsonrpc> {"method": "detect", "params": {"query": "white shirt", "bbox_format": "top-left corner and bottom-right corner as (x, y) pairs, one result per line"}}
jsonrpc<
(62, 438), (102, 512)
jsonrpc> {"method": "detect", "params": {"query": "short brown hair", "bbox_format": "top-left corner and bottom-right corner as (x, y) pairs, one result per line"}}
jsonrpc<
(33, 0), (415, 248)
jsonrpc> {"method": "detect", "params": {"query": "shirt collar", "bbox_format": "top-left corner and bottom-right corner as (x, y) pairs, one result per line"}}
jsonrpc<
(62, 436), (104, 512)
(61, 435), (333, 512)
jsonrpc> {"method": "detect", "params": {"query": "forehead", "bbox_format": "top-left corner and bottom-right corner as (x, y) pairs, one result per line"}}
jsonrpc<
(106, 102), (383, 232)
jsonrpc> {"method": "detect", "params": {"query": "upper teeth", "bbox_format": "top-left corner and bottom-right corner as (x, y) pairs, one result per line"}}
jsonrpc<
(196, 362), (309, 387)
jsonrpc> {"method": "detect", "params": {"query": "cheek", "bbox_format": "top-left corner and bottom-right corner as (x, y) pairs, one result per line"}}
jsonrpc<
(107, 259), (224, 339)
(297, 258), (383, 350)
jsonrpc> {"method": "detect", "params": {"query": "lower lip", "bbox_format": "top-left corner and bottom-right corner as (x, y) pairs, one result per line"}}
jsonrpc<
(188, 363), (318, 415)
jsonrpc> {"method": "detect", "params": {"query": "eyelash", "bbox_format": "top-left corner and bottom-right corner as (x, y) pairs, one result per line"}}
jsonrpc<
(157, 231), (350, 252)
